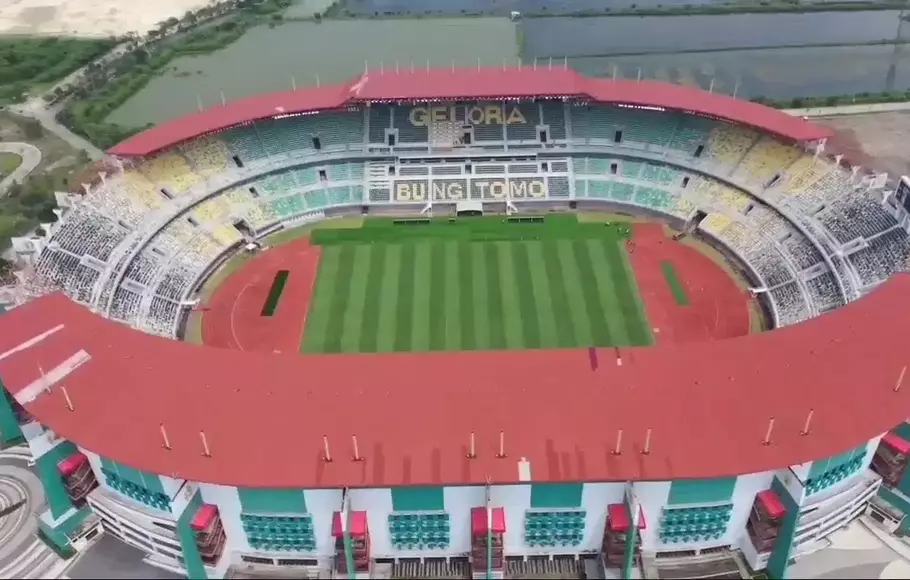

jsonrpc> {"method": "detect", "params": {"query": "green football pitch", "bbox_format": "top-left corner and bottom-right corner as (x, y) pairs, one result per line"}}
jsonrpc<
(301, 216), (653, 353)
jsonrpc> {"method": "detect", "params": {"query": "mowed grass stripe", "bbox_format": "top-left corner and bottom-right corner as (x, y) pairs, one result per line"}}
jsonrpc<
(339, 245), (373, 352)
(322, 244), (356, 352)
(525, 242), (559, 348)
(472, 243), (491, 350)
(301, 245), (342, 353)
(459, 243), (476, 350)
(497, 242), (525, 349)
(444, 242), (461, 350)
(608, 239), (654, 346)
(571, 240), (612, 347)
(512, 242), (541, 348)
(410, 243), (433, 351)
(557, 240), (594, 347)
(358, 243), (386, 353)
(394, 244), (416, 351)
(585, 239), (631, 347)
(541, 241), (577, 348)
(375, 244), (401, 353)
(485, 244), (507, 350)
(429, 242), (448, 351)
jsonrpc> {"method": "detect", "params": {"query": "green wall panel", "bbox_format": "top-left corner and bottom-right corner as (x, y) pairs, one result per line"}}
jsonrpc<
(767, 477), (799, 580)
(101, 458), (165, 494)
(239, 488), (307, 514)
(391, 486), (445, 511)
(667, 477), (737, 506)
(808, 446), (864, 480)
(530, 483), (584, 509)
(177, 490), (208, 579)
(0, 380), (23, 445)
(37, 505), (91, 556)
(36, 441), (78, 519)
(895, 422), (910, 443)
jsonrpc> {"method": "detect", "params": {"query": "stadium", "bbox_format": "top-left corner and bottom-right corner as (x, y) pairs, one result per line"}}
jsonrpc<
(2, 65), (910, 580)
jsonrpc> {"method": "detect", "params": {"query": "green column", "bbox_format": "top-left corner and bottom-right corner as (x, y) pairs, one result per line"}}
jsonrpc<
(177, 490), (208, 579)
(343, 509), (356, 579)
(36, 440), (77, 519)
(0, 379), (24, 446)
(621, 498), (639, 580)
(766, 477), (800, 580)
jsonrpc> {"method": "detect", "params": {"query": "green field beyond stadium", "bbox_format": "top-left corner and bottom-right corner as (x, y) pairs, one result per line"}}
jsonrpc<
(301, 215), (653, 353)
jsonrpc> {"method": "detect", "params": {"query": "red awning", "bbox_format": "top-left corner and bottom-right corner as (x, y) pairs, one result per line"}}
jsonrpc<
(471, 507), (506, 535)
(191, 504), (218, 531)
(756, 490), (786, 520)
(883, 432), (910, 455)
(57, 453), (88, 477)
(608, 503), (646, 532)
(332, 510), (367, 537)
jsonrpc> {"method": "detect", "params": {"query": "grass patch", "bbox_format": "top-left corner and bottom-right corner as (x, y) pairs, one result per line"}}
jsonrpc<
(0, 152), (22, 175)
(302, 215), (649, 354)
(661, 261), (690, 307)
(261, 270), (289, 316)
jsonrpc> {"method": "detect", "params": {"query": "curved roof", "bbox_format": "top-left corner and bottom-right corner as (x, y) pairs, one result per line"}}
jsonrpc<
(1, 275), (908, 489)
(109, 67), (830, 157)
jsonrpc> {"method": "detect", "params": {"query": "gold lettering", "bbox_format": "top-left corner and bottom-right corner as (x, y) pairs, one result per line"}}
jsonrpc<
(430, 106), (447, 124)
(396, 183), (411, 201)
(475, 181), (490, 198)
(490, 181), (506, 199)
(413, 182), (426, 201)
(409, 107), (428, 127)
(467, 106), (485, 125)
(529, 180), (546, 198)
(448, 182), (464, 199)
(485, 106), (503, 125)
(506, 107), (527, 125)
(509, 180), (527, 198)
(432, 181), (446, 200)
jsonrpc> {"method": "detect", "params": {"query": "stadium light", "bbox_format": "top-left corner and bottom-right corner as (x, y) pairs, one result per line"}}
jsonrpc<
(762, 418), (776, 446)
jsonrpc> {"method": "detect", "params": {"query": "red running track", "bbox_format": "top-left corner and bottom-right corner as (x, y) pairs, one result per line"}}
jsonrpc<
(628, 223), (751, 344)
(202, 239), (321, 353)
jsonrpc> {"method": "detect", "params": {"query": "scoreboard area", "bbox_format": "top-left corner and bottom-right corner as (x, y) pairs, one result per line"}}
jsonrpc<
(367, 158), (573, 203)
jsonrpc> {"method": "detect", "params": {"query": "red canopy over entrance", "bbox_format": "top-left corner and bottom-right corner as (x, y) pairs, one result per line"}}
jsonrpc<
(608, 503), (647, 533)
(471, 507), (506, 535)
(332, 511), (368, 537)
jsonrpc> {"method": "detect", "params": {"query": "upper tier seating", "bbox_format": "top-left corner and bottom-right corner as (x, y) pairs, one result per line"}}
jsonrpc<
(29, 103), (906, 340)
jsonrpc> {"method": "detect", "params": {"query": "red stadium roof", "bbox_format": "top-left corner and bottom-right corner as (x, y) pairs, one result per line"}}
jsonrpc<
(109, 67), (830, 157)
(0, 275), (907, 489)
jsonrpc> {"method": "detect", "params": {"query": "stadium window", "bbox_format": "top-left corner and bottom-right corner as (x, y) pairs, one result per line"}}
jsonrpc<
(318, 169), (328, 181)
(231, 155), (244, 168)
(159, 188), (172, 200)
(541, 162), (549, 173)
(766, 173), (781, 189)
(312, 136), (322, 150)
(681, 176), (690, 188)
(613, 130), (623, 144)
(388, 166), (396, 176)
(610, 162), (618, 175)
(387, 133), (396, 147)
(249, 186), (259, 198)
(694, 145), (704, 158)
(539, 129), (549, 143)
(187, 216), (199, 227)
(462, 130), (473, 145)
(465, 163), (473, 174)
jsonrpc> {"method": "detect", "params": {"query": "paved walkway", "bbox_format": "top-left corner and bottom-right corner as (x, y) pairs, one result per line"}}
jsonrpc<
(0, 142), (41, 196)
(790, 518), (910, 580)
(0, 445), (64, 579)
